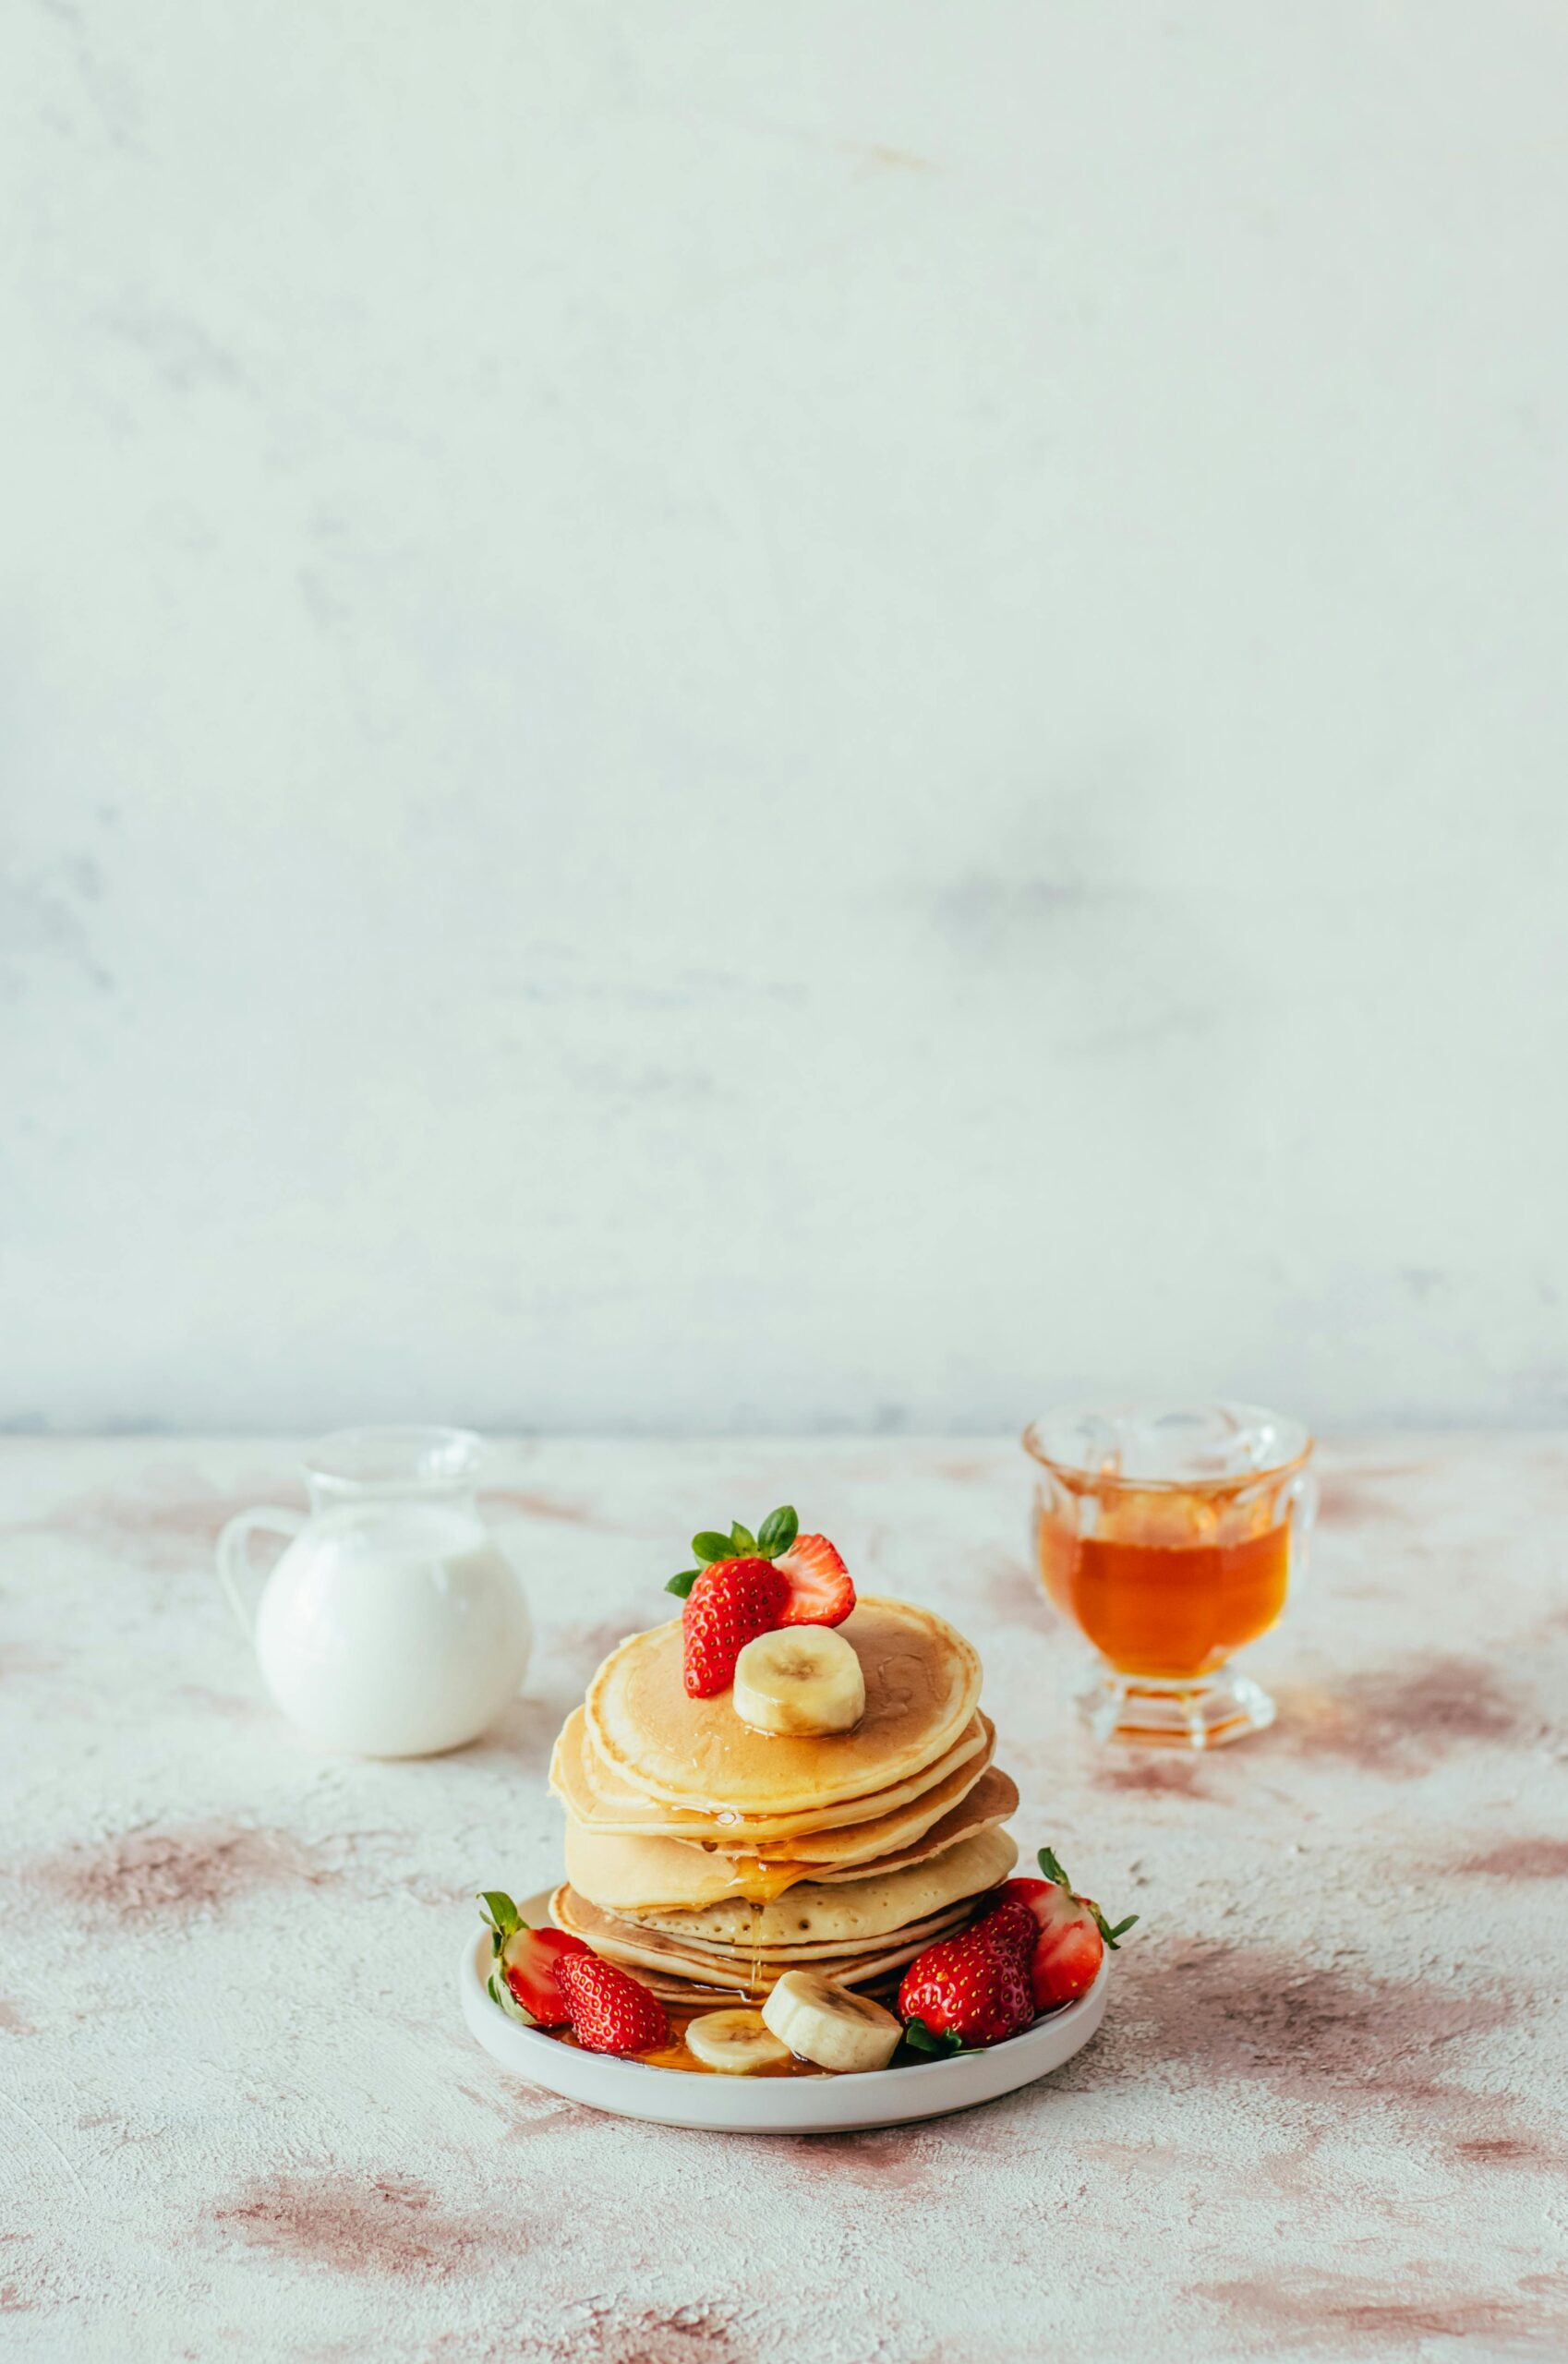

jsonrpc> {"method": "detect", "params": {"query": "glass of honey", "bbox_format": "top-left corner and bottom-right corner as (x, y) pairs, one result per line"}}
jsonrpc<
(1022, 1403), (1317, 1748)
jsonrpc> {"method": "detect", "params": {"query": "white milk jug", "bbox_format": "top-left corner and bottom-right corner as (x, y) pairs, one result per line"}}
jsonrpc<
(216, 1427), (532, 1756)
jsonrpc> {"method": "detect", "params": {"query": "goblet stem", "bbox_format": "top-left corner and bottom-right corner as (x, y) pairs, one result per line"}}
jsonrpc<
(1070, 1660), (1277, 1750)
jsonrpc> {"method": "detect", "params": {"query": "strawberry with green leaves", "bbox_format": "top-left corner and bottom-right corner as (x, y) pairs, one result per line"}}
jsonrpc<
(478, 1893), (669, 2056)
(477, 1890), (590, 2027)
(666, 1506), (854, 1698)
(899, 1842), (1138, 2052)
(983, 1844), (1139, 2010)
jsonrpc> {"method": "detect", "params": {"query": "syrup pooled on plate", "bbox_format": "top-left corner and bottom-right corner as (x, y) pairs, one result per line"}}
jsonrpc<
(541, 1999), (831, 2078)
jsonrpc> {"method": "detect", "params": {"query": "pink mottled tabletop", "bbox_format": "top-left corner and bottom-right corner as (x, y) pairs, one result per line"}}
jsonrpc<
(1, 1436), (1565, 2363)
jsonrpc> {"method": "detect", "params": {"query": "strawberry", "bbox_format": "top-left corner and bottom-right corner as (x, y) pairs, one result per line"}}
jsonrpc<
(1031, 1912), (1106, 2010)
(665, 1506), (854, 1694)
(555, 1951), (669, 2056)
(989, 1876), (1056, 1927)
(898, 1922), (1034, 2054)
(476, 1890), (591, 2027)
(994, 1846), (1139, 2013)
(678, 1557), (790, 1698)
(973, 1895), (1040, 1964)
(773, 1533), (854, 1628)
(502, 1928), (594, 2023)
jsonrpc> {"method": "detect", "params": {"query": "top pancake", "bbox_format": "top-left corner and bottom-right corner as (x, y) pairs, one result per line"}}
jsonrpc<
(584, 1596), (984, 1816)
(555, 1711), (993, 1853)
(552, 1707), (994, 1855)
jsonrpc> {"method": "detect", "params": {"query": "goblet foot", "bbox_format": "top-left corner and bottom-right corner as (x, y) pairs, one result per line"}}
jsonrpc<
(1072, 1663), (1276, 1750)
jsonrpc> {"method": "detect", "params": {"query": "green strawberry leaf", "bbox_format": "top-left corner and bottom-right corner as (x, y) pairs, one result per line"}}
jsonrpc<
(666, 1569), (700, 1598)
(902, 2015), (965, 2057)
(487, 1966), (537, 2026)
(1095, 1910), (1140, 1949)
(756, 1504), (799, 1558)
(477, 1890), (521, 1944)
(692, 1531), (735, 1564)
(730, 1521), (756, 1553)
(1036, 1845), (1071, 1890)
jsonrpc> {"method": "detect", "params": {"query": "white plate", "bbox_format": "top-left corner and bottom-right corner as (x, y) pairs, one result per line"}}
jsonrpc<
(457, 1888), (1109, 2133)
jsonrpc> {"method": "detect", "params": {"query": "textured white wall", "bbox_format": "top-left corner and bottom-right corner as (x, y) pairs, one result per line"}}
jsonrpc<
(3, 2), (1566, 1434)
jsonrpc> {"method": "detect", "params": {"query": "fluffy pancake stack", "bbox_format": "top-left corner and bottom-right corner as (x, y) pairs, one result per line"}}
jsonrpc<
(549, 1595), (1019, 2004)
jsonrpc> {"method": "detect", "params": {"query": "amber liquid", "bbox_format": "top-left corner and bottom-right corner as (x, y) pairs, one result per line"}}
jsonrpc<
(1036, 1491), (1291, 1680)
(544, 2001), (829, 2078)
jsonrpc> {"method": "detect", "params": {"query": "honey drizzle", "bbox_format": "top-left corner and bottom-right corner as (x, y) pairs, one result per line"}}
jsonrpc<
(543, 2001), (829, 2079)
(747, 1899), (763, 1996)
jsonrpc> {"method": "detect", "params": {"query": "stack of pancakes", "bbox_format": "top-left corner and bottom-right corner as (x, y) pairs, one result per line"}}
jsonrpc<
(549, 1595), (1019, 2004)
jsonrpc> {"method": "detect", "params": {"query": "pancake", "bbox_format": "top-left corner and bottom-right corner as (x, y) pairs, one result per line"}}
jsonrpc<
(600, 1891), (970, 1966)
(639, 1966), (899, 2012)
(561, 1765), (1019, 1912)
(641, 1974), (777, 2006)
(562, 1819), (809, 1912)
(634, 1905), (973, 1965)
(622, 1827), (1016, 1948)
(552, 1886), (971, 1996)
(809, 1767), (1017, 1876)
(585, 1597), (983, 1816)
(554, 1706), (993, 1850)
(778, 1744), (1003, 1868)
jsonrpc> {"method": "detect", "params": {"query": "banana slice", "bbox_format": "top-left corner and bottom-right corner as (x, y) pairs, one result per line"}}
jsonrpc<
(732, 1626), (866, 1736)
(683, 2008), (791, 2075)
(762, 1971), (901, 2073)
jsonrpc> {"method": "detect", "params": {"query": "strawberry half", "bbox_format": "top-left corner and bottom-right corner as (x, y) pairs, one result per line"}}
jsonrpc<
(1031, 1911), (1106, 2011)
(898, 1922), (1034, 2054)
(477, 1890), (590, 2027)
(992, 1846), (1139, 2012)
(665, 1506), (855, 1695)
(555, 1952), (669, 2056)
(773, 1533), (854, 1628)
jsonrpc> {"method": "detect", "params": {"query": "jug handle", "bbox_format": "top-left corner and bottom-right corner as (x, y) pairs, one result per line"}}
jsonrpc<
(216, 1507), (304, 1643)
